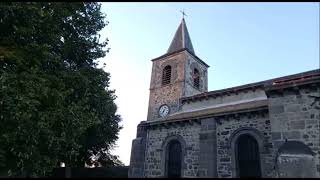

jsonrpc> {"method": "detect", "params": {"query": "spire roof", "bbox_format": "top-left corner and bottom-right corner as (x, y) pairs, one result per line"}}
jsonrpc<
(167, 18), (195, 55)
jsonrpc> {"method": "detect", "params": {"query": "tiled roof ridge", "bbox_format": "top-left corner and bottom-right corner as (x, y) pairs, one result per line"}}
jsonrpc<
(181, 69), (320, 103)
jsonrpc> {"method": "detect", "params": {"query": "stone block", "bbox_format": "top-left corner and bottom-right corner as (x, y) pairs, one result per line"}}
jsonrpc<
(199, 131), (217, 177)
(271, 115), (289, 131)
(208, 124), (216, 130)
(221, 131), (229, 135)
(221, 173), (230, 177)
(200, 133), (208, 140)
(273, 140), (285, 149)
(198, 169), (207, 177)
(200, 131), (216, 140)
(220, 157), (230, 163)
(201, 125), (207, 131)
(201, 118), (216, 127)
(282, 131), (301, 139)
(270, 105), (284, 114)
(290, 120), (305, 130)
(285, 104), (301, 113)
(306, 120), (318, 125)
(277, 154), (317, 177)
(129, 168), (143, 178)
(272, 132), (282, 140)
(136, 123), (148, 138)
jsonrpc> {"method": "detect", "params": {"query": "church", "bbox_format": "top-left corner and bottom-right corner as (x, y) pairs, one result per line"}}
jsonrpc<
(128, 17), (320, 178)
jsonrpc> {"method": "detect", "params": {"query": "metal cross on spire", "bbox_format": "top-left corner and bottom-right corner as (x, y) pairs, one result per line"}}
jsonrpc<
(180, 9), (187, 19)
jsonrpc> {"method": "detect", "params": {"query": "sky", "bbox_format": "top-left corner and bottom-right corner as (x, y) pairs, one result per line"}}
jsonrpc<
(98, 2), (319, 165)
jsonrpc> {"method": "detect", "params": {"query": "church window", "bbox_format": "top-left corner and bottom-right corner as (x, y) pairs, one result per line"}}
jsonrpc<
(162, 65), (172, 85)
(193, 68), (200, 89)
(236, 134), (261, 178)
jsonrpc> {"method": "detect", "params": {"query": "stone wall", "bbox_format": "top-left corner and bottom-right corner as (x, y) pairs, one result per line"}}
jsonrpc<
(149, 53), (186, 90)
(198, 118), (217, 177)
(184, 52), (208, 97)
(215, 110), (275, 177)
(147, 50), (210, 121)
(267, 85), (320, 177)
(140, 67), (320, 178)
(277, 153), (317, 177)
(128, 122), (148, 178)
(135, 84), (320, 178)
(143, 108), (275, 178)
(147, 52), (186, 121)
(144, 123), (201, 177)
(147, 83), (183, 120)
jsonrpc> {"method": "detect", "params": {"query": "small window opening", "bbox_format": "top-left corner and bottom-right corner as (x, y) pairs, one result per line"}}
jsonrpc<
(162, 65), (172, 85)
(193, 68), (200, 89)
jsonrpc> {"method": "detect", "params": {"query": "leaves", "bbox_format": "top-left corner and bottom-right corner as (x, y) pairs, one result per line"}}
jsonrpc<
(0, 2), (122, 177)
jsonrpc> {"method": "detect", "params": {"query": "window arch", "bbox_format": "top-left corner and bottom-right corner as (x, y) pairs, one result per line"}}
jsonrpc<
(161, 135), (186, 178)
(162, 65), (171, 85)
(229, 128), (264, 178)
(235, 134), (261, 178)
(193, 68), (200, 89)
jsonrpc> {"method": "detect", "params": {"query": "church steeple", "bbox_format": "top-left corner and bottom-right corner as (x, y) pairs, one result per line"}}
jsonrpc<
(147, 15), (208, 121)
(167, 17), (195, 55)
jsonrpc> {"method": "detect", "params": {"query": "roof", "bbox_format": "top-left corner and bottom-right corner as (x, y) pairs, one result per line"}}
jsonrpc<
(167, 18), (195, 55)
(265, 69), (320, 91)
(150, 18), (209, 67)
(181, 69), (320, 103)
(150, 48), (209, 67)
(147, 99), (268, 125)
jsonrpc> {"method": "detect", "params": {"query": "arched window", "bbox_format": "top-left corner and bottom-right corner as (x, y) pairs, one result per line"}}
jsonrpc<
(193, 68), (200, 89)
(162, 65), (171, 85)
(235, 134), (261, 178)
(166, 140), (182, 178)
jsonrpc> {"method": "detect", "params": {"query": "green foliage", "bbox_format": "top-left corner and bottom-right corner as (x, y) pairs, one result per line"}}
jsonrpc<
(0, 2), (122, 177)
(90, 150), (125, 168)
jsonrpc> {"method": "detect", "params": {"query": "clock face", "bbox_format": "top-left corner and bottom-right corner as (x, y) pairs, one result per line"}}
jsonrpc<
(159, 104), (170, 117)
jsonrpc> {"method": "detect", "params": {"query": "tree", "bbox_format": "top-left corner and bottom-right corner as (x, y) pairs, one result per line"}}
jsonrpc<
(90, 150), (124, 168)
(0, 2), (122, 177)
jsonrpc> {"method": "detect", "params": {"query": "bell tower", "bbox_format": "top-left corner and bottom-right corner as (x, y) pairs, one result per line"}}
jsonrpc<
(147, 17), (209, 121)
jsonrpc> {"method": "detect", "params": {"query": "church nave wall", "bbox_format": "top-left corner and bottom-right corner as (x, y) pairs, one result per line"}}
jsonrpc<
(215, 110), (274, 177)
(144, 123), (201, 177)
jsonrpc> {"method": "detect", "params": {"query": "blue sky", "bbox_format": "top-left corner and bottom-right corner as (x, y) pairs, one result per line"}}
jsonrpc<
(99, 2), (319, 165)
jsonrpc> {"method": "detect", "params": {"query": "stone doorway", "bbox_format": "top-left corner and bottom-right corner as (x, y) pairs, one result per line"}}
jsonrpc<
(236, 134), (261, 178)
(167, 140), (182, 178)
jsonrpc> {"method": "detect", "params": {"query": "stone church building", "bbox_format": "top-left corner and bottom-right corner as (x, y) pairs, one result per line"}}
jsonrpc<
(128, 18), (320, 178)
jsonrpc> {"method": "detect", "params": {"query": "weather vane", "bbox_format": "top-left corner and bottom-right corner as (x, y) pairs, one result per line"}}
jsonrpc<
(180, 9), (187, 19)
